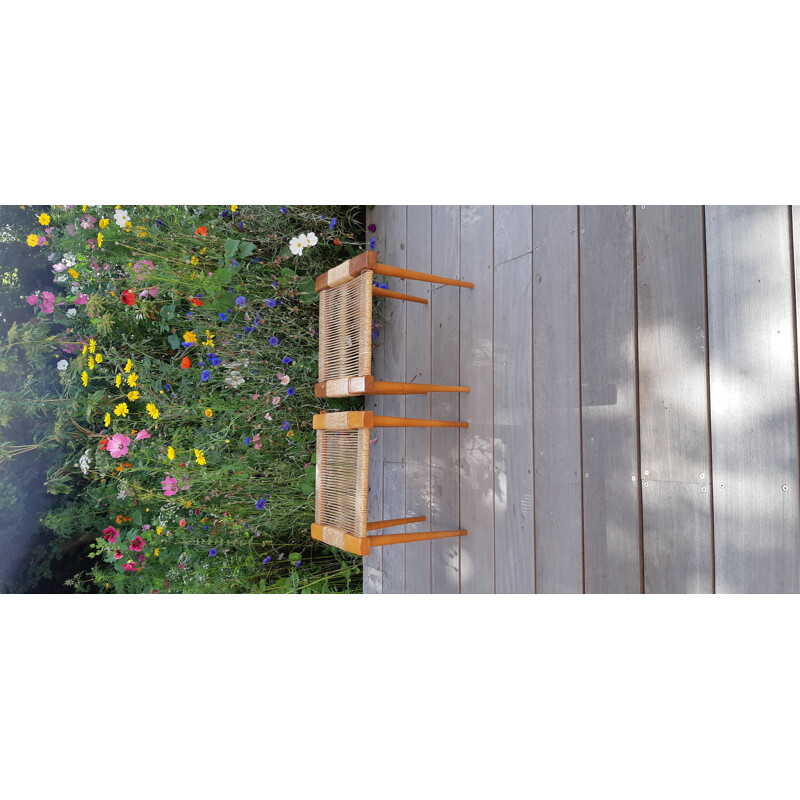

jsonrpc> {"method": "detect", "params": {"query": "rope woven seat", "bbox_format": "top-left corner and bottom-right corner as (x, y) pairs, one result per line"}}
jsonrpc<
(315, 251), (473, 399)
(311, 411), (468, 555)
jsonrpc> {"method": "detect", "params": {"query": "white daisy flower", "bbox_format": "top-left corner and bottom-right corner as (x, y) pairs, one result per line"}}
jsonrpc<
(62, 253), (77, 267)
(66, 308), (77, 317)
(114, 209), (131, 227)
(56, 359), (69, 371)
(78, 449), (92, 475)
(304, 231), (318, 247)
(289, 236), (304, 256)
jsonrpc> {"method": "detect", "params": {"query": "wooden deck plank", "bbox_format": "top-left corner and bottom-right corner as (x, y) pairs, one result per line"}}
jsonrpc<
(706, 205), (800, 593)
(579, 205), (641, 593)
(494, 205), (532, 266)
(493, 251), (534, 592)
(404, 205), (433, 593)
(364, 205), (385, 593)
(459, 206), (495, 593)
(380, 206), (408, 593)
(531, 205), (584, 593)
(636, 205), (713, 593)
(430, 205), (462, 594)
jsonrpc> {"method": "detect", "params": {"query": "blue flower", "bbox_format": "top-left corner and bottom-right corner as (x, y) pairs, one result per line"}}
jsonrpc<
(329, 218), (336, 229)
(380, 283), (388, 289)
(199, 361), (205, 366)
(155, 219), (164, 226)
(280, 207), (286, 214)
(282, 421), (290, 431)
(253, 258), (260, 263)
(235, 296), (246, 307)
(189, 525), (193, 531)
(230, 259), (238, 266)
(255, 498), (267, 510)
(272, 280), (279, 288)
(204, 525), (208, 530)
(165, 383), (171, 390)
(209, 548), (217, 557)
(245, 436), (250, 445)
(221, 209), (229, 217)
(243, 326), (254, 333)
(181, 341), (193, 347)
(209, 354), (221, 366)
(263, 556), (271, 564)
(269, 336), (278, 346)
(187, 312), (194, 319)
(370, 237), (376, 250)
(282, 356), (292, 364)
(201, 370), (210, 382)
(267, 298), (276, 308)
(295, 560), (302, 567)
(237, 222), (243, 230)
(218, 312), (228, 321)
(286, 387), (294, 397)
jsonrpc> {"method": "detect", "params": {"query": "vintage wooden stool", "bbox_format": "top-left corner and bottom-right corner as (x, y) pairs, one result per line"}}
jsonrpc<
(311, 411), (468, 555)
(314, 251), (473, 399)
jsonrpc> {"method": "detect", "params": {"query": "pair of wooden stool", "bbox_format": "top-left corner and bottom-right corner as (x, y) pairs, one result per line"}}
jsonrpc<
(310, 251), (472, 556)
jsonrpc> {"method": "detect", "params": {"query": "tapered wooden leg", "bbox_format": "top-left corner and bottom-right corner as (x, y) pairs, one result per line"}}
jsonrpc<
(372, 286), (428, 305)
(368, 380), (470, 395)
(368, 530), (468, 547)
(372, 415), (468, 428)
(375, 263), (474, 289)
(366, 516), (427, 531)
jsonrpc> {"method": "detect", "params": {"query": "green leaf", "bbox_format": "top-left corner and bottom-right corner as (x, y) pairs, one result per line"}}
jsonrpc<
(91, 389), (105, 402)
(224, 239), (240, 260)
(281, 267), (296, 279)
(237, 241), (256, 258)
(311, 453), (316, 464)
(167, 334), (180, 350)
(289, 552), (302, 562)
(299, 482), (314, 495)
(132, 510), (142, 526)
(216, 266), (233, 284)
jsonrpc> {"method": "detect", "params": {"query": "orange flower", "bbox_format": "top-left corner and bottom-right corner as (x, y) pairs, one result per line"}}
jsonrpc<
(195, 226), (208, 236)
(181, 356), (191, 369)
(189, 297), (204, 307)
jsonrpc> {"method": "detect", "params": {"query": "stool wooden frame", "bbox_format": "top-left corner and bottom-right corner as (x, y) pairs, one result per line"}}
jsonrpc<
(314, 251), (473, 400)
(311, 411), (468, 556)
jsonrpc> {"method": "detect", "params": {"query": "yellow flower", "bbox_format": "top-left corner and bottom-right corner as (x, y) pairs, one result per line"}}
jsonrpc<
(104, 412), (111, 427)
(204, 408), (213, 417)
(203, 330), (215, 346)
(114, 402), (129, 417)
(39, 213), (50, 225)
(89, 339), (96, 354)
(26, 234), (39, 247)
(88, 355), (95, 370)
(99, 218), (109, 229)
(183, 331), (197, 344)
(231, 205), (238, 212)
(127, 372), (138, 387)
(94, 353), (103, 364)
(200, 247), (207, 255)
(137, 227), (147, 238)
(167, 446), (175, 461)
(287, 430), (294, 438)
(194, 449), (206, 465)
(81, 371), (88, 387)
(127, 390), (140, 401)
(82, 206), (87, 212)
(124, 358), (132, 373)
(154, 548), (160, 557)
(82, 344), (88, 355)
(97, 232), (104, 248)
(146, 403), (159, 420)
(125, 221), (132, 231)
(156, 526), (163, 535)
(190, 256), (199, 265)
(68, 268), (79, 280)
(115, 374), (122, 388)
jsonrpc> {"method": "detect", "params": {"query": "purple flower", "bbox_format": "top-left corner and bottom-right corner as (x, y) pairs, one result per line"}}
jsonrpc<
(201, 370), (210, 382)
(263, 556), (271, 564)
(286, 387), (294, 396)
(235, 296), (246, 306)
(266, 298), (276, 308)
(329, 218), (336, 229)
(295, 560), (302, 567)
(269, 336), (278, 346)
(209, 548), (217, 557)
(282, 356), (292, 364)
(368, 224), (377, 233)
(255, 498), (267, 510)
(282, 421), (290, 431)
(219, 312), (228, 321)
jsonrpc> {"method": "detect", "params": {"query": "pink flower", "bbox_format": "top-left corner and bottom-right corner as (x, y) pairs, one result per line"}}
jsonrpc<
(37, 236), (47, 246)
(107, 434), (131, 459)
(123, 562), (136, 572)
(138, 287), (159, 299)
(142, 524), (151, 531)
(113, 549), (123, 560)
(254, 443), (262, 450)
(26, 295), (39, 306)
(129, 535), (145, 552)
(103, 526), (119, 543)
(177, 563), (186, 570)
(272, 397), (281, 406)
(135, 429), (151, 441)
(179, 519), (186, 527)
(279, 374), (290, 386)
(161, 475), (178, 496)
(74, 293), (90, 305)
(264, 413), (272, 421)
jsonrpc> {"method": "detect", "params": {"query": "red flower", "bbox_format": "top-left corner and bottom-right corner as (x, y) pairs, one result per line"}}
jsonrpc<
(99, 438), (109, 451)
(333, 238), (341, 245)
(120, 289), (136, 306)
(129, 535), (145, 552)
(189, 297), (204, 307)
(181, 356), (191, 369)
(195, 226), (208, 236)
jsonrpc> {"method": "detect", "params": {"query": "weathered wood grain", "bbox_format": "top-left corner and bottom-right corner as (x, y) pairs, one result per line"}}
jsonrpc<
(380, 206), (408, 593)
(579, 205), (641, 593)
(494, 252), (534, 592)
(494, 205), (532, 266)
(636, 205), (713, 593)
(706, 205), (800, 593)
(459, 206), (495, 593)
(404, 205), (433, 593)
(364, 205), (385, 593)
(431, 205), (463, 593)
(532, 206), (584, 593)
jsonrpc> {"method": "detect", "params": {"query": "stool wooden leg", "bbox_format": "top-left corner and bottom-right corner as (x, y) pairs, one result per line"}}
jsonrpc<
(366, 516), (426, 531)
(368, 381), (470, 395)
(372, 287), (428, 305)
(375, 263), (474, 289)
(368, 530), (468, 547)
(372, 415), (468, 428)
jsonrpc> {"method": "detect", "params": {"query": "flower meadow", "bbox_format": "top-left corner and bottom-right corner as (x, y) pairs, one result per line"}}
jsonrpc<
(2, 205), (372, 593)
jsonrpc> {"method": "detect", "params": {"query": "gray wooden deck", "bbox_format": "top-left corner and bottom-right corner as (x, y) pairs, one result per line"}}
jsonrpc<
(363, 206), (800, 594)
